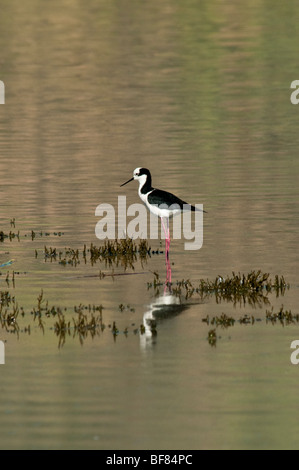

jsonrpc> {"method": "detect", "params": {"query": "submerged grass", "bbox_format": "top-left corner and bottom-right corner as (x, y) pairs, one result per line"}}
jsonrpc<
(148, 270), (289, 306)
(203, 313), (258, 328)
(0, 265), (294, 348)
(0, 289), (147, 347)
(266, 305), (299, 325)
(0, 291), (20, 335)
(42, 238), (151, 269)
(203, 305), (297, 347)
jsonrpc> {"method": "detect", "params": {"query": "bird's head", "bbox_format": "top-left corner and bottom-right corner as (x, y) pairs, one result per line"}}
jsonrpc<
(120, 168), (151, 187)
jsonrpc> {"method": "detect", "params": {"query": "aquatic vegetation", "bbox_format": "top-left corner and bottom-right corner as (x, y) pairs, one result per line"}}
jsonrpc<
(203, 313), (236, 328)
(1, 219), (64, 242)
(0, 287), (153, 347)
(26, 230), (64, 240)
(0, 262), (294, 349)
(239, 314), (258, 325)
(208, 329), (217, 347)
(196, 271), (289, 305)
(0, 291), (20, 334)
(89, 238), (150, 268)
(42, 238), (151, 269)
(266, 305), (299, 326)
(203, 313), (258, 329)
(203, 305), (297, 346)
(0, 230), (19, 241)
(147, 271), (162, 290)
(0, 289), (138, 347)
(0, 290), (15, 306)
(148, 270), (289, 306)
(118, 303), (135, 312)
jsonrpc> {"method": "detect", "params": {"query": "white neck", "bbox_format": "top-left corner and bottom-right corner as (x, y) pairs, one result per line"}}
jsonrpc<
(137, 174), (148, 190)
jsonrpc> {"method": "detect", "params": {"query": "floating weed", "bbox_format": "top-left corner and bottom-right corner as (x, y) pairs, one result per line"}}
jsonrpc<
(204, 306), (296, 346)
(266, 305), (298, 326)
(208, 329), (217, 347)
(148, 271), (289, 305)
(53, 312), (71, 348)
(89, 238), (150, 268)
(111, 321), (119, 339)
(239, 314), (256, 325)
(0, 291), (14, 307)
(203, 313), (257, 329)
(58, 248), (80, 267)
(43, 238), (151, 269)
(119, 303), (135, 313)
(210, 313), (235, 328)
(0, 292), (19, 334)
(25, 230), (64, 239)
(147, 271), (162, 290)
(1, 220), (65, 242)
(9, 231), (19, 241)
(44, 246), (58, 261)
(0, 230), (19, 242)
(53, 303), (104, 347)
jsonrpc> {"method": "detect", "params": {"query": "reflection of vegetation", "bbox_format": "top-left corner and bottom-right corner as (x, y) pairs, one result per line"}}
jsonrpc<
(0, 291), (21, 335)
(203, 313), (236, 328)
(147, 271), (294, 347)
(53, 306), (105, 348)
(146, 270), (296, 348)
(148, 270), (289, 306)
(208, 329), (217, 347)
(0, 227), (64, 242)
(43, 238), (151, 269)
(266, 306), (299, 326)
(203, 313), (258, 329)
(204, 305), (298, 347)
(0, 289), (147, 348)
(0, 230), (20, 241)
(90, 238), (149, 268)
(0, 272), (295, 348)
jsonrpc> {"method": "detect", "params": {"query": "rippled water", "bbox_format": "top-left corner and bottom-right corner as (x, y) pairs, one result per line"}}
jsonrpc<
(0, 0), (299, 450)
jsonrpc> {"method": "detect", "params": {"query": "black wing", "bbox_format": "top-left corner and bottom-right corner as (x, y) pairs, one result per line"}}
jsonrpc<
(148, 189), (191, 210)
(148, 189), (206, 212)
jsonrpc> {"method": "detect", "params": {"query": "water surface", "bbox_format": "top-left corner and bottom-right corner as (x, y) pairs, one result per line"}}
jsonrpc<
(0, 0), (299, 450)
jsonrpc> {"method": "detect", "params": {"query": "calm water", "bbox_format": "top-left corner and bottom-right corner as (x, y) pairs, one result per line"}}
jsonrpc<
(0, 0), (299, 450)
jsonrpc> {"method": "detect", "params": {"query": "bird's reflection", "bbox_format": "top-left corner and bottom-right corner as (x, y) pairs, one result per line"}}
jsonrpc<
(140, 274), (190, 351)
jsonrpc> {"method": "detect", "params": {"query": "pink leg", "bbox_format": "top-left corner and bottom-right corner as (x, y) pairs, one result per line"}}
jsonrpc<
(161, 217), (168, 262)
(166, 218), (171, 283)
(161, 217), (171, 285)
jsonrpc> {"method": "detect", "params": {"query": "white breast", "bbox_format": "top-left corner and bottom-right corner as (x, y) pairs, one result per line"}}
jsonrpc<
(138, 189), (181, 218)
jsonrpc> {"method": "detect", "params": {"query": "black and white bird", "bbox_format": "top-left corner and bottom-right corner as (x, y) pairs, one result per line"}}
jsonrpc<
(120, 167), (205, 265)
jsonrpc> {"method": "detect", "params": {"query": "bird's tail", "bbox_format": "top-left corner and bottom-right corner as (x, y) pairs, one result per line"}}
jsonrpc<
(191, 205), (207, 213)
